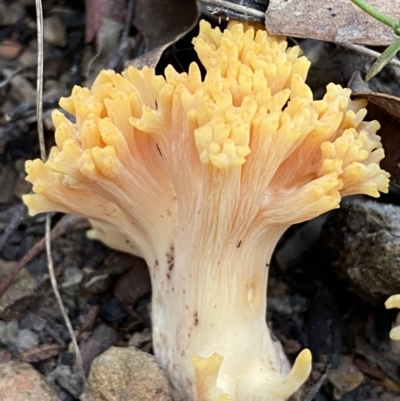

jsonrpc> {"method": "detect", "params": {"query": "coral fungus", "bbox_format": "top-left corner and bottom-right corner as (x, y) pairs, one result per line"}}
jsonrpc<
(24, 20), (389, 401)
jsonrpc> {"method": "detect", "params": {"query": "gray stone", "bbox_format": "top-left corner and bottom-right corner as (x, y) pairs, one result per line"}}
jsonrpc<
(20, 313), (47, 332)
(324, 199), (400, 304)
(61, 267), (83, 288)
(12, 328), (39, 353)
(48, 365), (85, 399)
(3, 321), (18, 346)
(0, 321), (7, 345)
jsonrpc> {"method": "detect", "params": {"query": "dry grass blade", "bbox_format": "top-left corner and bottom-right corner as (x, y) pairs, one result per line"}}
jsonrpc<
(34, 0), (84, 376)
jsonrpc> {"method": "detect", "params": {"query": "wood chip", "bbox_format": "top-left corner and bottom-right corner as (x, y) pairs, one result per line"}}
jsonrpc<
(19, 343), (64, 363)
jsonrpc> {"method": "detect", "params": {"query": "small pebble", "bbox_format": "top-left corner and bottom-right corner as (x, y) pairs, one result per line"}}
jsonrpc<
(2, 321), (18, 345)
(12, 328), (39, 353)
(48, 365), (85, 399)
(19, 313), (47, 332)
(61, 266), (84, 288)
(328, 355), (364, 400)
(43, 16), (67, 47)
(58, 351), (74, 366)
(129, 328), (152, 348)
(0, 321), (7, 344)
(268, 295), (293, 315)
(99, 298), (127, 323)
(76, 323), (117, 374)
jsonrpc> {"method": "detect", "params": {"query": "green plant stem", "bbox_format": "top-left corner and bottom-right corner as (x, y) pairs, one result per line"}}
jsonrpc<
(350, 0), (400, 32)
(366, 39), (400, 80)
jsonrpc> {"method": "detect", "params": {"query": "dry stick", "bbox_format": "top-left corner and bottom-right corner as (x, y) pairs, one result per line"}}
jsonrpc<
(34, 0), (84, 374)
(198, 0), (265, 20)
(0, 215), (88, 298)
(339, 42), (400, 69)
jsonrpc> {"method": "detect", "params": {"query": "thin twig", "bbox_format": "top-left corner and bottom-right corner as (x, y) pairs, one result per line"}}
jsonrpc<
(0, 215), (88, 298)
(0, 67), (25, 88)
(34, 0), (84, 375)
(35, 0), (45, 162)
(45, 215), (84, 371)
(198, 0), (265, 21)
(339, 42), (400, 69)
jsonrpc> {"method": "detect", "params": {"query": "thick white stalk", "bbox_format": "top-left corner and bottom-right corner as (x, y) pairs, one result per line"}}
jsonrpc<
(150, 227), (309, 401)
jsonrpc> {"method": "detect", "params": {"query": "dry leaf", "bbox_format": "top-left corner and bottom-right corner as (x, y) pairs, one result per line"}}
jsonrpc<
(133, 0), (199, 51)
(349, 74), (400, 188)
(85, 0), (126, 43)
(129, 47), (168, 70)
(130, 0), (199, 69)
(265, 0), (400, 45)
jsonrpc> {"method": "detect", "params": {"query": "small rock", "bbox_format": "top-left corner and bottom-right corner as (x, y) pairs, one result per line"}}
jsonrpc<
(268, 295), (293, 315)
(0, 321), (7, 344)
(61, 266), (84, 288)
(43, 16), (67, 47)
(0, 321), (18, 346)
(0, 2), (25, 25)
(0, 360), (59, 401)
(324, 199), (400, 304)
(268, 294), (307, 316)
(81, 346), (174, 401)
(75, 323), (117, 374)
(44, 323), (67, 346)
(12, 328), (39, 353)
(0, 40), (23, 59)
(328, 355), (364, 400)
(99, 298), (126, 323)
(58, 351), (75, 366)
(19, 313), (47, 332)
(128, 327), (152, 349)
(48, 365), (85, 399)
